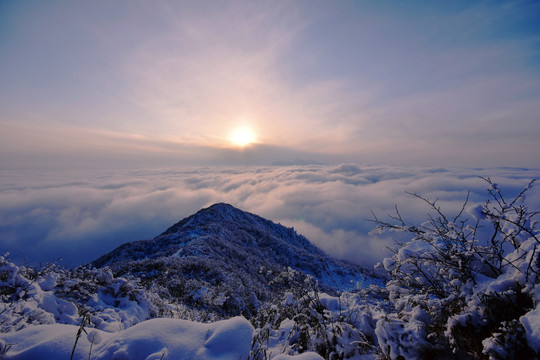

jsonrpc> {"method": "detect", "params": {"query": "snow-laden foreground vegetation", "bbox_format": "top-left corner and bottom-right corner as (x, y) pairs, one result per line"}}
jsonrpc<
(1, 178), (539, 359)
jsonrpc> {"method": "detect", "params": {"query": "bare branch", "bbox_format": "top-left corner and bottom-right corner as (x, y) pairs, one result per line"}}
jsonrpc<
(509, 179), (536, 207)
(453, 190), (470, 223)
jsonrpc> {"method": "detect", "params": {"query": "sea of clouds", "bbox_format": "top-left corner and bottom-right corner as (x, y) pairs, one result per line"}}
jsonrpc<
(1, 164), (539, 268)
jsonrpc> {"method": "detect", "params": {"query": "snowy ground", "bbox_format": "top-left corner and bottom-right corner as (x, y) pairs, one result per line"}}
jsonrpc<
(0, 316), (329, 360)
(1, 317), (256, 360)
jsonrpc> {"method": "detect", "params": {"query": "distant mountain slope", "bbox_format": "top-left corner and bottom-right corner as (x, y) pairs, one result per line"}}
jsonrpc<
(92, 203), (380, 316)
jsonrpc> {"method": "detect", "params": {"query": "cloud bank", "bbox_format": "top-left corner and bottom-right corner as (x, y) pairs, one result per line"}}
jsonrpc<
(1, 165), (538, 268)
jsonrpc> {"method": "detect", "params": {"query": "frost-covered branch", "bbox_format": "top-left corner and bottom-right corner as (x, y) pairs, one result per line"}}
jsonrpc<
(369, 178), (540, 359)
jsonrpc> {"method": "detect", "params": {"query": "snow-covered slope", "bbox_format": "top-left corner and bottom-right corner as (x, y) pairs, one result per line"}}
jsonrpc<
(92, 203), (381, 316)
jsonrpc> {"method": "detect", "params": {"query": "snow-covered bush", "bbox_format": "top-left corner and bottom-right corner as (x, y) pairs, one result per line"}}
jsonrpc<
(250, 277), (380, 359)
(0, 256), (183, 333)
(0, 255), (80, 332)
(371, 178), (540, 359)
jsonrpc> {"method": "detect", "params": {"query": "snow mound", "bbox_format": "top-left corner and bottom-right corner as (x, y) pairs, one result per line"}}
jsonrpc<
(272, 353), (324, 360)
(0, 317), (254, 360)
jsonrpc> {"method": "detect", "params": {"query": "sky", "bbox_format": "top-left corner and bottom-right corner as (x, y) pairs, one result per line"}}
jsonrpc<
(1, 0), (540, 168)
(1, 1), (540, 268)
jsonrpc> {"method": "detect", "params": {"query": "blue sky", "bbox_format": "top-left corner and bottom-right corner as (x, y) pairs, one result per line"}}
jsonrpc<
(1, 0), (540, 168)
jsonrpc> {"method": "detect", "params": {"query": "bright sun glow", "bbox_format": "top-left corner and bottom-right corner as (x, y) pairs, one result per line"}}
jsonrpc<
(230, 127), (256, 147)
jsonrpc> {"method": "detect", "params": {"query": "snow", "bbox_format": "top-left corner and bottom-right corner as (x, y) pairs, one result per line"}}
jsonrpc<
(282, 292), (295, 306)
(382, 257), (396, 272)
(317, 293), (340, 312)
(465, 203), (484, 222)
(375, 312), (430, 360)
(272, 353), (324, 360)
(26, 282), (79, 324)
(397, 239), (433, 260)
(0, 317), (254, 360)
(521, 306), (540, 353)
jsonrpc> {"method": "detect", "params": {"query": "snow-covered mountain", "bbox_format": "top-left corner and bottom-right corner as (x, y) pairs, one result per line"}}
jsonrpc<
(92, 203), (380, 316)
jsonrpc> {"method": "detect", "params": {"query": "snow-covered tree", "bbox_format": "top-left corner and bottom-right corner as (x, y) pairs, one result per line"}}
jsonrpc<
(371, 178), (540, 359)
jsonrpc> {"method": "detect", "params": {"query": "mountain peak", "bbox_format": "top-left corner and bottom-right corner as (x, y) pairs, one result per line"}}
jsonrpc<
(91, 203), (380, 316)
(161, 203), (257, 236)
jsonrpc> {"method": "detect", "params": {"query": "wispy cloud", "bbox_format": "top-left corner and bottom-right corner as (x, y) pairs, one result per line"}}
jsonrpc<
(4, 1), (538, 167)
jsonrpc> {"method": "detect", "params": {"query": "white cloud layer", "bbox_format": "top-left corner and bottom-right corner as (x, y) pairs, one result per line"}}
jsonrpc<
(1, 165), (538, 268)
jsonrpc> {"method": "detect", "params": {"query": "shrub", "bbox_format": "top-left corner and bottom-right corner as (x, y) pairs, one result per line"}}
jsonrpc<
(371, 178), (539, 359)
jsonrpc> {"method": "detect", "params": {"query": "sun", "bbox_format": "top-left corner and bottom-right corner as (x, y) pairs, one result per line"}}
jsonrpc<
(230, 126), (256, 147)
